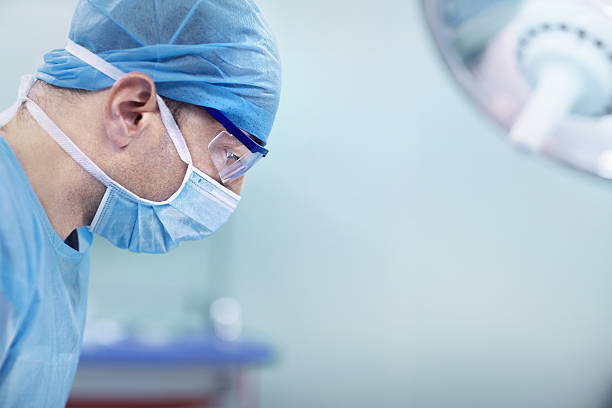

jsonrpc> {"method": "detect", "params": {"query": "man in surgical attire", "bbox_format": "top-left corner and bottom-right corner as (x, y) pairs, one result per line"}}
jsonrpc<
(0, 0), (281, 405)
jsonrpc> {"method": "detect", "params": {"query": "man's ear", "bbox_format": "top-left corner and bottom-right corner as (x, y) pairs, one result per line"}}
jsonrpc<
(104, 73), (158, 149)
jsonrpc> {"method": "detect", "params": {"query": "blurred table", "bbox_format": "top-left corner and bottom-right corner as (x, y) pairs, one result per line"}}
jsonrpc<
(67, 335), (274, 408)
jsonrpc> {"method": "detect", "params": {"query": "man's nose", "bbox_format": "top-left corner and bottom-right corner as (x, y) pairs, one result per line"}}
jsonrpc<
(226, 176), (244, 196)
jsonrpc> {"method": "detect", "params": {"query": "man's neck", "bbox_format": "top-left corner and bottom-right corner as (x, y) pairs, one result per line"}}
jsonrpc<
(0, 108), (105, 240)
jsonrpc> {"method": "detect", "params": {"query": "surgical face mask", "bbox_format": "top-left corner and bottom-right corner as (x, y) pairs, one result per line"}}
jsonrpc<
(1, 69), (240, 254)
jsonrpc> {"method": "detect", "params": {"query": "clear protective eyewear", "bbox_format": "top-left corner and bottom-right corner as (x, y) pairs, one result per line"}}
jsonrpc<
(205, 108), (268, 185)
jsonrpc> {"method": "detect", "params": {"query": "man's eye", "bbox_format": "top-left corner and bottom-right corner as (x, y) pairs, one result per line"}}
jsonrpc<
(226, 151), (240, 163)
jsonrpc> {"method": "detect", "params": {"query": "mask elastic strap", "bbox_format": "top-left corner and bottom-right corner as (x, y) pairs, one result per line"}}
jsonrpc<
(0, 74), (114, 187)
(64, 39), (193, 166)
(24, 95), (113, 187)
(0, 75), (37, 128)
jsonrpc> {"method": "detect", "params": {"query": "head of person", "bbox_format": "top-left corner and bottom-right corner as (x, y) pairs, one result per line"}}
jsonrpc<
(26, 0), (281, 252)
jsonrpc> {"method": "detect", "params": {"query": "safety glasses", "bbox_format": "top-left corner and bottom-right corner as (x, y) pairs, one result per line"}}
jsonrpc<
(206, 108), (268, 184)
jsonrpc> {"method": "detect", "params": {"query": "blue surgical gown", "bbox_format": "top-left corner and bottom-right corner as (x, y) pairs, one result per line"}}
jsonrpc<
(0, 136), (92, 406)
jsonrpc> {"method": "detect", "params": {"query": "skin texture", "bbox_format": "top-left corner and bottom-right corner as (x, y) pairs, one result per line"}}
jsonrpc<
(0, 73), (245, 241)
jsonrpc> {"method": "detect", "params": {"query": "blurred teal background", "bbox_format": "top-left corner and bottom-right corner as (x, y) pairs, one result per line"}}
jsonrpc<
(4, 0), (612, 407)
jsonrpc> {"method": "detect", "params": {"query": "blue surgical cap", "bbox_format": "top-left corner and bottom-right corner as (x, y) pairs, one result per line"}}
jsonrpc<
(37, 0), (281, 145)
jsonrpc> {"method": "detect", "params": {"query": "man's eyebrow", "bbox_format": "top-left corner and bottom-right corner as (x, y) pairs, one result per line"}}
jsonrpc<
(241, 129), (264, 147)
(250, 133), (265, 147)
